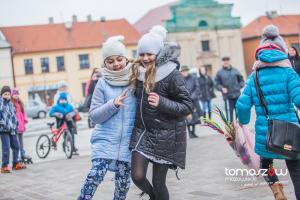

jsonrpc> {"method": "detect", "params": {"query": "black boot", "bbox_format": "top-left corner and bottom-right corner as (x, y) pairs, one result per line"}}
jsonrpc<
(189, 125), (198, 138)
(208, 112), (212, 119)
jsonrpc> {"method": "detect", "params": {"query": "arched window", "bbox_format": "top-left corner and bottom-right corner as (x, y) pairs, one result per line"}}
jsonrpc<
(198, 20), (208, 28)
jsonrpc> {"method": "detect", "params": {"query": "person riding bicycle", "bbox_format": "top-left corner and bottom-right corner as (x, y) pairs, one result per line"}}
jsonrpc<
(49, 92), (78, 155)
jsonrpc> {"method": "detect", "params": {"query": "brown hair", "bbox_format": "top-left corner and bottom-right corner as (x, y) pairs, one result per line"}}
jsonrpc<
(12, 98), (25, 114)
(90, 67), (100, 79)
(129, 59), (157, 94)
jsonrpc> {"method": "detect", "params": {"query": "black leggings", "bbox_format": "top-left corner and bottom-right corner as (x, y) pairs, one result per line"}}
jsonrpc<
(131, 151), (170, 200)
(261, 158), (300, 200)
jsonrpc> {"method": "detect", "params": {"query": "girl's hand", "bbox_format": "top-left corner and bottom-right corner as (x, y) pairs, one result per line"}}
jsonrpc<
(114, 90), (128, 107)
(148, 92), (160, 107)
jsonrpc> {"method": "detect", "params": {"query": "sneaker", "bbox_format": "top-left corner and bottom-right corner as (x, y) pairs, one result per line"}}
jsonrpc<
(12, 163), (26, 170)
(1, 166), (11, 173)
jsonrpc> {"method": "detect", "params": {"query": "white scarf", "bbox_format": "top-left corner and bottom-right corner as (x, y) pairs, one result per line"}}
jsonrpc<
(137, 62), (177, 82)
(103, 63), (133, 86)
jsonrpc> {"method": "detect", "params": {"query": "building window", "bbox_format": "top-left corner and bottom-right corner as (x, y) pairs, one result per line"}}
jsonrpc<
(79, 54), (90, 69)
(201, 40), (210, 52)
(198, 20), (208, 29)
(81, 82), (87, 97)
(41, 57), (49, 73)
(24, 59), (33, 75)
(56, 56), (65, 72)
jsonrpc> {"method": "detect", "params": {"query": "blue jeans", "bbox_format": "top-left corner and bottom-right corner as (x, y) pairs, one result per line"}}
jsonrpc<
(78, 158), (131, 200)
(18, 134), (26, 158)
(201, 100), (212, 113)
(1, 133), (20, 167)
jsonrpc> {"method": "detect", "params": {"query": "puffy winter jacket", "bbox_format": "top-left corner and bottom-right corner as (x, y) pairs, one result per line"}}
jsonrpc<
(129, 69), (193, 169)
(89, 79), (136, 163)
(0, 97), (18, 133)
(236, 49), (300, 159)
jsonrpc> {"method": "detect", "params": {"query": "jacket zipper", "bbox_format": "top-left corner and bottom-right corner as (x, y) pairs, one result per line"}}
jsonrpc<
(133, 87), (146, 151)
(117, 88), (125, 160)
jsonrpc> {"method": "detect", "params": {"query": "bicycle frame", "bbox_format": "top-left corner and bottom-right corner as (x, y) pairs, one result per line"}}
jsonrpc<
(50, 122), (67, 144)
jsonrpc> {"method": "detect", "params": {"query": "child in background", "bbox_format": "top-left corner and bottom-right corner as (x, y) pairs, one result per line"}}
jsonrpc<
(0, 86), (26, 173)
(11, 88), (32, 163)
(49, 92), (78, 154)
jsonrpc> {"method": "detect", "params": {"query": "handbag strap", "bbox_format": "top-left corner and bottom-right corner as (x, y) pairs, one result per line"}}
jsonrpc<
(254, 70), (270, 119)
(254, 69), (300, 123)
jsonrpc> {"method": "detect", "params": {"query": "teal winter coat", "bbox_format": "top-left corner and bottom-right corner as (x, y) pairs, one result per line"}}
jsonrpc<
(236, 50), (300, 159)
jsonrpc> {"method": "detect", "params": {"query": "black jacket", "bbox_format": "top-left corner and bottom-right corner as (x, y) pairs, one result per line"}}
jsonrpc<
(198, 74), (215, 101)
(214, 66), (244, 99)
(184, 74), (200, 101)
(289, 56), (300, 76)
(129, 69), (193, 169)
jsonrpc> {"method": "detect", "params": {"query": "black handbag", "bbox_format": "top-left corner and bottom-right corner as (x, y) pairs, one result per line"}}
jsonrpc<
(254, 70), (300, 159)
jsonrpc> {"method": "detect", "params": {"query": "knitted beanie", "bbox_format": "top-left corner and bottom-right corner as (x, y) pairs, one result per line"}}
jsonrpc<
(137, 25), (167, 55)
(1, 86), (11, 96)
(260, 25), (287, 53)
(102, 35), (126, 61)
(11, 88), (19, 96)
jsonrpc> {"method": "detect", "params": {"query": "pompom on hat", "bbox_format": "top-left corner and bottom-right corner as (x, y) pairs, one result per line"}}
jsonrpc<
(260, 25), (287, 53)
(137, 25), (167, 55)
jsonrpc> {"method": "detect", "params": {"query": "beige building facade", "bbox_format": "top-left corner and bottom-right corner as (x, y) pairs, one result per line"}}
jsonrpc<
(13, 46), (137, 105)
(1, 18), (140, 105)
(167, 29), (245, 76)
(0, 32), (14, 88)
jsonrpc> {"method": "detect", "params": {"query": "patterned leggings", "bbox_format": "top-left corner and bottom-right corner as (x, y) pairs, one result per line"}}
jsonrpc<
(78, 158), (131, 200)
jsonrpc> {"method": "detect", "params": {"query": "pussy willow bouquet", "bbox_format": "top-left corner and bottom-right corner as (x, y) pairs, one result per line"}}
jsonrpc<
(203, 106), (260, 172)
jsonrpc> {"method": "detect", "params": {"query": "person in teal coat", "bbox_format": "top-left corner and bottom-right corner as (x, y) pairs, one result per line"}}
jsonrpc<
(236, 25), (300, 200)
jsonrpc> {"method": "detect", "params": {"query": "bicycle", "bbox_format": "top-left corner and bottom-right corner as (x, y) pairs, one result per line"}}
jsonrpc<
(36, 121), (74, 159)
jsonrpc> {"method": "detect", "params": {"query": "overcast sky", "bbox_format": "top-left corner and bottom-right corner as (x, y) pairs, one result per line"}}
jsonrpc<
(0, 0), (299, 27)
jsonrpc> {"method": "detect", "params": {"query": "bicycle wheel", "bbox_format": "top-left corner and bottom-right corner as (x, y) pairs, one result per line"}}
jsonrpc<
(36, 134), (51, 159)
(63, 131), (74, 159)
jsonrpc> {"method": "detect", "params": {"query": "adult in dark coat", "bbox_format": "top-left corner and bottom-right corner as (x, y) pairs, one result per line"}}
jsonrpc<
(214, 56), (244, 122)
(180, 65), (201, 138)
(288, 46), (300, 76)
(198, 66), (215, 119)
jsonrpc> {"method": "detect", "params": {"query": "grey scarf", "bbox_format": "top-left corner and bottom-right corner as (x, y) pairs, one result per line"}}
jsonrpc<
(103, 63), (132, 86)
(138, 62), (177, 82)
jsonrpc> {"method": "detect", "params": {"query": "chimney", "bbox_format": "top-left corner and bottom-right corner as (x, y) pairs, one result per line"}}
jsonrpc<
(100, 16), (106, 22)
(65, 21), (72, 31)
(266, 11), (278, 19)
(72, 15), (78, 23)
(48, 17), (54, 24)
(87, 15), (92, 22)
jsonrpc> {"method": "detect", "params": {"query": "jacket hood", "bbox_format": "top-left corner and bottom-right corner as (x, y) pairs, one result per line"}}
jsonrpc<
(156, 42), (181, 69)
(257, 49), (287, 63)
(57, 92), (68, 104)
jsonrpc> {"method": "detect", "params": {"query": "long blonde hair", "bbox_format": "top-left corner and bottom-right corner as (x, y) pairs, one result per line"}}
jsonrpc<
(130, 60), (156, 94)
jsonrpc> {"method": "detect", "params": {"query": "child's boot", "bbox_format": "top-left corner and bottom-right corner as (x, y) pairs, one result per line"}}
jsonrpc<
(12, 162), (26, 170)
(1, 166), (11, 173)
